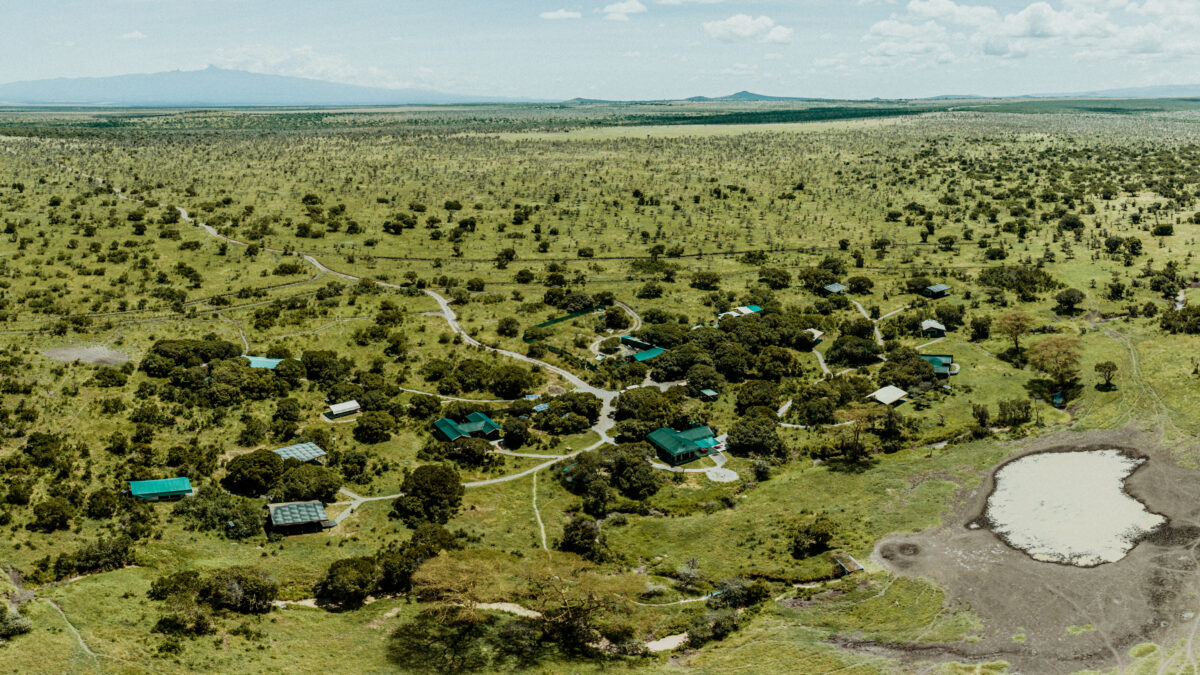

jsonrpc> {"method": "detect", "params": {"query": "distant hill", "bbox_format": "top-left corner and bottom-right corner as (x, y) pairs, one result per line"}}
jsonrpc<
(1040, 84), (1200, 99)
(0, 66), (542, 106)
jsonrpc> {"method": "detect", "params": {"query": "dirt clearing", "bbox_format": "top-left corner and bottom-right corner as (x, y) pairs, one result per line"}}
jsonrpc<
(43, 345), (130, 365)
(863, 428), (1200, 674)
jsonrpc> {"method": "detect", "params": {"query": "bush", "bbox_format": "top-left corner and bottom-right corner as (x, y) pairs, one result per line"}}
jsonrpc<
(274, 464), (342, 502)
(173, 486), (264, 539)
(791, 516), (837, 558)
(198, 567), (279, 614)
(391, 464), (464, 527)
(224, 449), (284, 495)
(315, 556), (378, 608)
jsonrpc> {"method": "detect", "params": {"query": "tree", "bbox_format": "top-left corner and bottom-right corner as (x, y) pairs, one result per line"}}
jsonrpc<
(1028, 337), (1082, 390)
(726, 417), (786, 458)
(970, 315), (992, 341)
(758, 267), (791, 290)
(392, 464), (464, 527)
(690, 271), (721, 291)
(274, 464), (342, 502)
(224, 449), (284, 495)
(198, 567), (279, 614)
(791, 516), (837, 558)
(497, 316), (520, 337)
(558, 516), (607, 562)
(489, 365), (534, 399)
(1095, 361), (1118, 389)
(353, 410), (396, 444)
(316, 556), (378, 608)
(603, 306), (631, 330)
(30, 497), (73, 532)
(1054, 288), (1085, 314)
(994, 310), (1036, 353)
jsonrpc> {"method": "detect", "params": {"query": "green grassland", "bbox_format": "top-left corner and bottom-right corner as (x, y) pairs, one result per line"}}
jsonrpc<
(3, 100), (1200, 673)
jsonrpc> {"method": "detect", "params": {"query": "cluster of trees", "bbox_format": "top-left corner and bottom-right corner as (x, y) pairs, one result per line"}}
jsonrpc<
(147, 566), (278, 650)
(419, 357), (540, 399)
(173, 486), (265, 539)
(391, 464), (464, 527)
(556, 444), (664, 522)
(316, 524), (462, 608)
(223, 451), (342, 502)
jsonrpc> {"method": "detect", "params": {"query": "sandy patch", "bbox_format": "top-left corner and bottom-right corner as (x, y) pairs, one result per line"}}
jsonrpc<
(43, 345), (130, 365)
(645, 632), (688, 652)
(477, 602), (542, 619)
(978, 449), (1164, 567)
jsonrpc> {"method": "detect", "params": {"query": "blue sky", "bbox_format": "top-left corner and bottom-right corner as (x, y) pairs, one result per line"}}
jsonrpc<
(2, 0), (1199, 99)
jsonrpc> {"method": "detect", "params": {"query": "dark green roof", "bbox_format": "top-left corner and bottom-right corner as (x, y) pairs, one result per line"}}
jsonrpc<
(647, 426), (716, 457)
(129, 477), (192, 498)
(919, 354), (955, 375)
(434, 412), (501, 441)
(268, 501), (328, 527)
(926, 283), (951, 293)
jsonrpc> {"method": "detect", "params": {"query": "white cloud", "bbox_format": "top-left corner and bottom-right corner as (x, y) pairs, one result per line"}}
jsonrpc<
(657, 0), (725, 4)
(601, 0), (647, 20)
(539, 8), (582, 19)
(119, 31), (148, 40)
(703, 14), (793, 43)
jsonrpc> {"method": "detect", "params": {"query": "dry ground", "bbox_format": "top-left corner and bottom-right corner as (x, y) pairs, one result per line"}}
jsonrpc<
(864, 427), (1200, 674)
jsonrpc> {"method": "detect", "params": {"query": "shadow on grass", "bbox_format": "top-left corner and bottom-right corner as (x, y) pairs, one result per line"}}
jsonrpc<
(823, 453), (879, 474)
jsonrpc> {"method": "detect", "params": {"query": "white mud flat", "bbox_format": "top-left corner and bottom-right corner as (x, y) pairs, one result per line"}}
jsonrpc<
(979, 449), (1164, 567)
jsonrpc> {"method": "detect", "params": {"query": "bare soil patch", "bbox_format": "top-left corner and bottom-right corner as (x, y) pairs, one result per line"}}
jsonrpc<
(862, 428), (1200, 674)
(43, 345), (130, 365)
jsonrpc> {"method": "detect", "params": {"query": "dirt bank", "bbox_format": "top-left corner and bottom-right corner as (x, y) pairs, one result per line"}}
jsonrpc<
(43, 345), (130, 365)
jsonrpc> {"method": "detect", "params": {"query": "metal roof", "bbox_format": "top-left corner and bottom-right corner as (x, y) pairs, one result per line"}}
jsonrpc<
(242, 355), (285, 369)
(272, 442), (327, 463)
(129, 477), (193, 498)
(921, 319), (946, 331)
(633, 347), (665, 362)
(268, 501), (328, 527)
(647, 426), (716, 458)
(328, 400), (360, 415)
(926, 284), (951, 293)
(824, 283), (848, 293)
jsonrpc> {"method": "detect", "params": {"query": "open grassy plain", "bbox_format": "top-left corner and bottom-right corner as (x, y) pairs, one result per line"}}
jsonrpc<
(4, 100), (1200, 673)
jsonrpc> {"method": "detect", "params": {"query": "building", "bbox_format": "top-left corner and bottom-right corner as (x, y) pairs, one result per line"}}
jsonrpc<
(241, 355), (285, 369)
(805, 328), (825, 344)
(699, 388), (719, 402)
(832, 552), (865, 577)
(716, 305), (763, 322)
(326, 400), (360, 419)
(919, 354), (959, 376)
(433, 411), (502, 442)
(129, 477), (193, 501)
(867, 385), (908, 406)
(267, 501), (332, 533)
(647, 426), (720, 466)
(272, 441), (327, 464)
(621, 336), (655, 351)
(822, 282), (848, 295)
(922, 283), (951, 299)
(631, 346), (665, 363)
(920, 319), (947, 338)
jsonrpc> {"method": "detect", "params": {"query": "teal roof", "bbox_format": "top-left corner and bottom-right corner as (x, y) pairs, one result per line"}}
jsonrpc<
(272, 442), (326, 462)
(129, 477), (192, 498)
(268, 501), (328, 527)
(919, 354), (955, 375)
(647, 426), (716, 458)
(434, 412), (500, 441)
(700, 388), (719, 397)
(242, 356), (285, 369)
(824, 283), (847, 293)
(746, 305), (763, 312)
(633, 347), (665, 362)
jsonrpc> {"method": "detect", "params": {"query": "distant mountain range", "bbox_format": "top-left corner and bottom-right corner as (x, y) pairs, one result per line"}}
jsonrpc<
(0, 66), (542, 106)
(2, 68), (1199, 107)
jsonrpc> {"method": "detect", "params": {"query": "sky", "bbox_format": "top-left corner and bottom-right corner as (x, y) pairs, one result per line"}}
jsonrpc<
(2, 0), (1199, 100)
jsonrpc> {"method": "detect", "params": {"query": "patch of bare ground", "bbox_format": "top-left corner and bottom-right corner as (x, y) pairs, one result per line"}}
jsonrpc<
(855, 427), (1200, 674)
(43, 345), (130, 365)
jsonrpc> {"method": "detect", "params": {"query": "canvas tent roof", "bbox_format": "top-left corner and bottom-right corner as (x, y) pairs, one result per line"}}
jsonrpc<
(926, 284), (951, 293)
(129, 477), (192, 498)
(268, 501), (329, 527)
(867, 385), (908, 405)
(824, 283), (847, 293)
(272, 442), (327, 463)
(921, 319), (946, 331)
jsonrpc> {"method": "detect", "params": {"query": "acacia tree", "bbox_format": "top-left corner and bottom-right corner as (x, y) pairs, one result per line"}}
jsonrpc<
(1094, 361), (1118, 389)
(994, 310), (1036, 353)
(1028, 337), (1082, 390)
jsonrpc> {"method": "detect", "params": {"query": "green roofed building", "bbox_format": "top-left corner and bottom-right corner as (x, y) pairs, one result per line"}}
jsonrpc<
(272, 442), (327, 463)
(632, 346), (665, 363)
(129, 477), (193, 501)
(919, 354), (959, 376)
(433, 412), (502, 442)
(647, 426), (719, 466)
(922, 283), (951, 298)
(267, 501), (331, 532)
